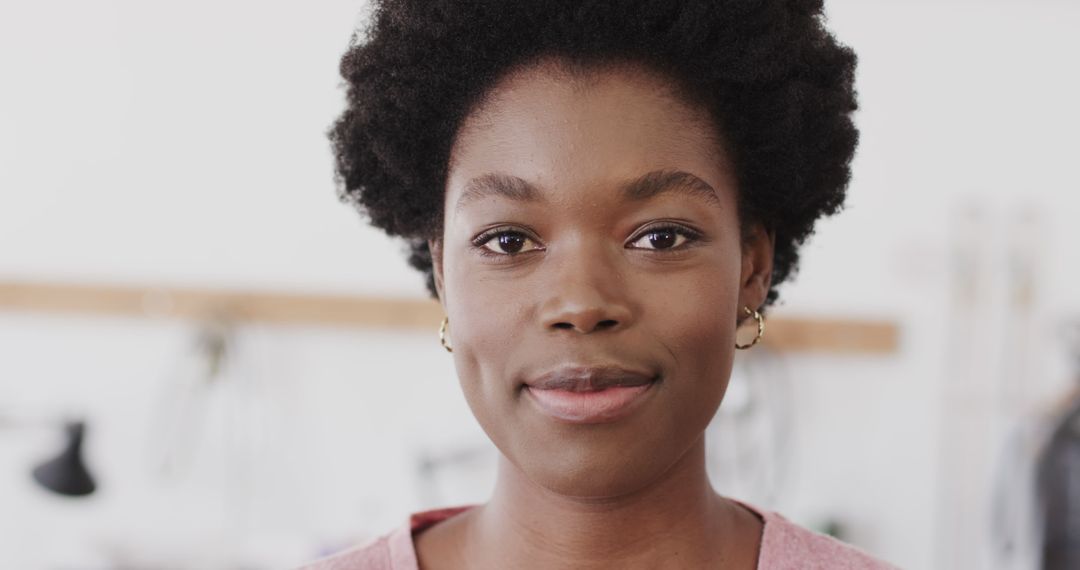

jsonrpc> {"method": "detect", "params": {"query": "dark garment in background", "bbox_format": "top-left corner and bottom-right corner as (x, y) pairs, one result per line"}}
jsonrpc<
(1037, 395), (1080, 570)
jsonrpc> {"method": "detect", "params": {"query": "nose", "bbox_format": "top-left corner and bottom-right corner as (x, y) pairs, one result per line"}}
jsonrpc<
(538, 244), (633, 335)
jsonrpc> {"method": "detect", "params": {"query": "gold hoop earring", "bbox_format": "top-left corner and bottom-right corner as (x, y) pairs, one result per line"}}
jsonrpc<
(735, 306), (765, 350)
(439, 317), (453, 353)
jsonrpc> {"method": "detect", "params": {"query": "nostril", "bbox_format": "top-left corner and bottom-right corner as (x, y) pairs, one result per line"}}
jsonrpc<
(551, 320), (618, 332)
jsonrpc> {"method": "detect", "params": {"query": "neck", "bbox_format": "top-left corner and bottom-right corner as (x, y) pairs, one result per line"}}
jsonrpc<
(469, 435), (744, 569)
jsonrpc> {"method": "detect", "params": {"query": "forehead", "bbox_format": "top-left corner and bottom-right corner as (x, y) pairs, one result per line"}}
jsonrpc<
(446, 60), (732, 202)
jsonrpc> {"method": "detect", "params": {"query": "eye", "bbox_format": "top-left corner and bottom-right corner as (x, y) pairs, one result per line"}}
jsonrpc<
(627, 225), (699, 250)
(475, 230), (543, 255)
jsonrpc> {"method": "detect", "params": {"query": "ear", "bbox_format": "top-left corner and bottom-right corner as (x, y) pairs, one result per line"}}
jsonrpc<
(738, 222), (775, 322)
(428, 237), (447, 311)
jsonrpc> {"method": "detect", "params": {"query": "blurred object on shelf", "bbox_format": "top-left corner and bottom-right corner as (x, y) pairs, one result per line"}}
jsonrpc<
(32, 420), (95, 497)
(0, 412), (96, 497)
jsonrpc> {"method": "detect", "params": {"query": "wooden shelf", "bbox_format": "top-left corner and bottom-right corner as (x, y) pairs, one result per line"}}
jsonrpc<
(0, 280), (898, 354)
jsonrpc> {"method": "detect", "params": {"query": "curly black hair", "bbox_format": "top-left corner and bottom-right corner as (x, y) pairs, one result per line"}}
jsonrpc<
(329, 0), (858, 309)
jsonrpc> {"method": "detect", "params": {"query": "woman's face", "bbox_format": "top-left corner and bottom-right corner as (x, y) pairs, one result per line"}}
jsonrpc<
(432, 60), (773, 498)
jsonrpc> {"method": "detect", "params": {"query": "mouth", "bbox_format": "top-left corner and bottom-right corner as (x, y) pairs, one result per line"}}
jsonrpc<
(522, 365), (659, 424)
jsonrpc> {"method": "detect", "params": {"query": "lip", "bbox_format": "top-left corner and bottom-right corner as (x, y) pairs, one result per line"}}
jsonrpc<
(523, 365), (659, 424)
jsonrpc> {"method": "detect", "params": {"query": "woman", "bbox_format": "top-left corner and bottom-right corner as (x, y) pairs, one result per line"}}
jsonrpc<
(305, 0), (895, 567)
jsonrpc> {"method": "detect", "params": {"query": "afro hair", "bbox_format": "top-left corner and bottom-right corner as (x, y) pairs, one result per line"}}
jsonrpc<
(329, 0), (859, 309)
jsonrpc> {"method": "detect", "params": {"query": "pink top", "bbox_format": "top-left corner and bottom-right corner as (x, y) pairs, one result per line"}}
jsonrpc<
(299, 499), (898, 569)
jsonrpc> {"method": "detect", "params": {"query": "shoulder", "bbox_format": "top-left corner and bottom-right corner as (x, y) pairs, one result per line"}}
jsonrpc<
(756, 509), (900, 570)
(295, 532), (400, 570)
(295, 506), (476, 570)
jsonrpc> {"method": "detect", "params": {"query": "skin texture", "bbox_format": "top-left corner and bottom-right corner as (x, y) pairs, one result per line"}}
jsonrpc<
(417, 59), (774, 569)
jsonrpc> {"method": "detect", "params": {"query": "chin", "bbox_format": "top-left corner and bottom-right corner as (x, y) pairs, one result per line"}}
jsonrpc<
(531, 461), (668, 500)
(511, 425), (692, 499)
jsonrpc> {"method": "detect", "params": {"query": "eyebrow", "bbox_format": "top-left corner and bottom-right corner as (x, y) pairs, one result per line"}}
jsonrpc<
(454, 169), (721, 212)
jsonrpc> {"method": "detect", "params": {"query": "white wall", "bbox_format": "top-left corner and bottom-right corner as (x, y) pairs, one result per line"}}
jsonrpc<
(1, 1), (1078, 568)
(777, 2), (1080, 568)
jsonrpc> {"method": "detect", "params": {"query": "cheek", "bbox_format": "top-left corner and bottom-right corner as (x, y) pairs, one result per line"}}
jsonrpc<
(661, 282), (737, 353)
(645, 255), (741, 424)
(442, 256), (526, 436)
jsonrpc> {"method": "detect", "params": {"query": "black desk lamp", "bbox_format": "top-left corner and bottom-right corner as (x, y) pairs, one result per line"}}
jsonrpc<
(32, 420), (96, 497)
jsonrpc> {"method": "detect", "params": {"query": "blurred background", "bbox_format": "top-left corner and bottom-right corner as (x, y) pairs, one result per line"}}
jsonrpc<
(1, 0), (1078, 568)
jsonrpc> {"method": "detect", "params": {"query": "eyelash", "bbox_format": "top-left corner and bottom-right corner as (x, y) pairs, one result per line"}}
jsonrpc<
(470, 223), (703, 258)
